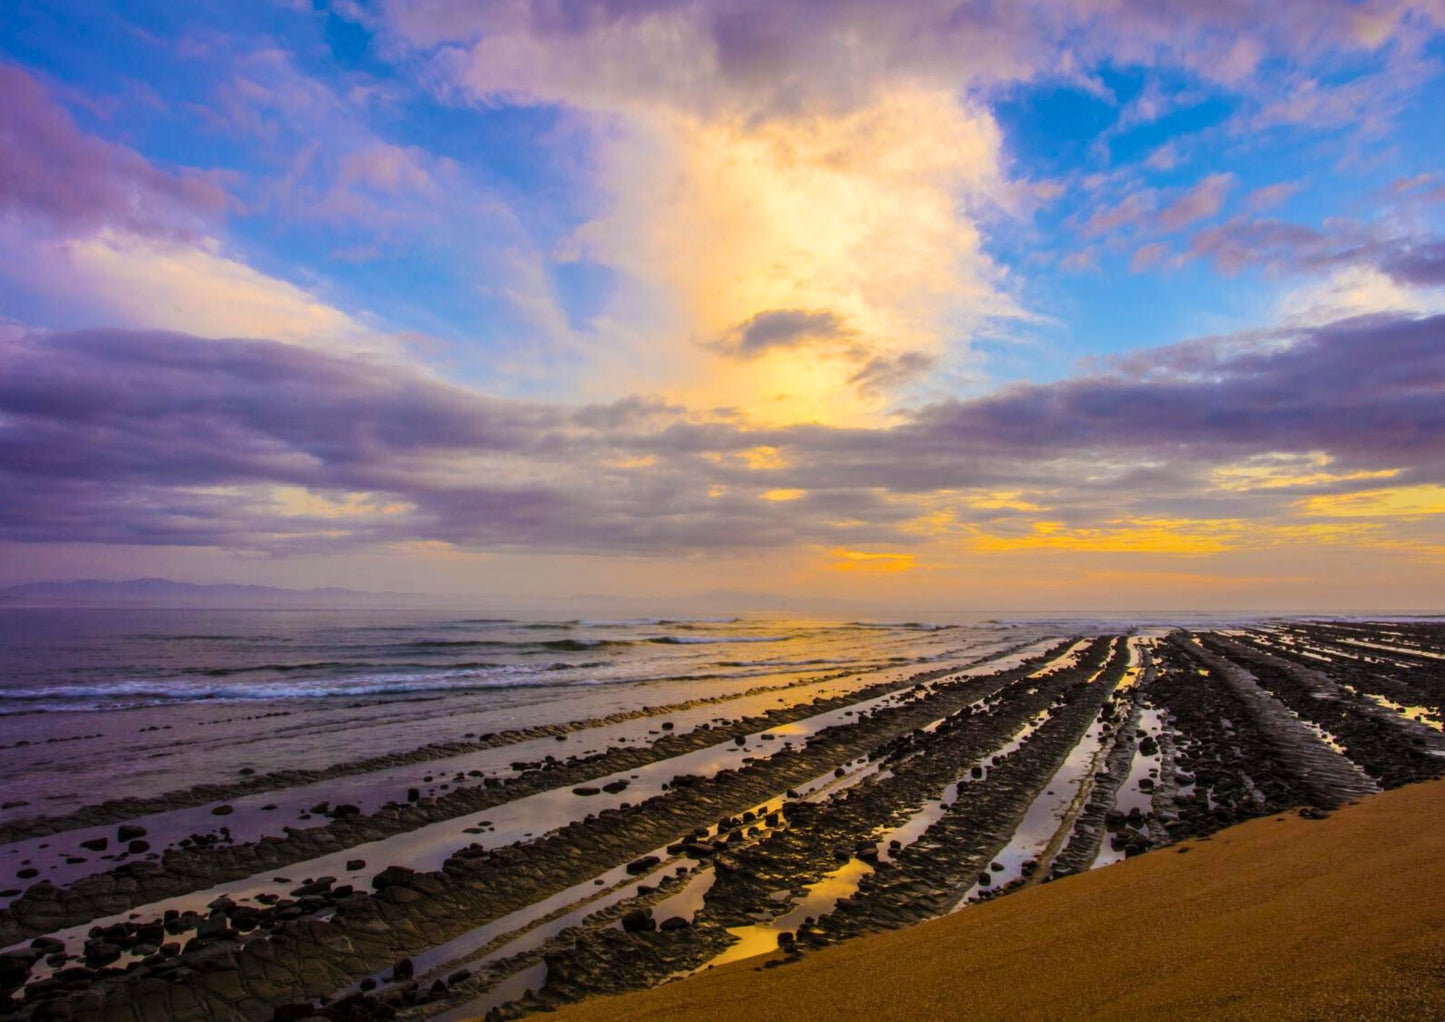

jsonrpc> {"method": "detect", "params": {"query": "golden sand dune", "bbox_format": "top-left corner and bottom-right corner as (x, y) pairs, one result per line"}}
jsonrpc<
(547, 778), (1445, 1021)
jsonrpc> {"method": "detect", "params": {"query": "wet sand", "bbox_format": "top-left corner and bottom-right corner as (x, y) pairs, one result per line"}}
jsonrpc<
(548, 777), (1445, 1021)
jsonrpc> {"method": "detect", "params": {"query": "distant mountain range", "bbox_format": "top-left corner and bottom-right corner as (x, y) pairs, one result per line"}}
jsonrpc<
(0, 578), (417, 608)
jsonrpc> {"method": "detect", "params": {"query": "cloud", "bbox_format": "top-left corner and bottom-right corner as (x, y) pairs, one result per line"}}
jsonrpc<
(1157, 172), (1235, 230)
(2, 313), (1442, 559)
(848, 351), (937, 397)
(1130, 242), (1170, 272)
(1244, 181), (1302, 212)
(349, 0), (1445, 422)
(1381, 240), (1445, 286)
(0, 63), (234, 239)
(711, 309), (850, 359)
(1187, 213), (1445, 299)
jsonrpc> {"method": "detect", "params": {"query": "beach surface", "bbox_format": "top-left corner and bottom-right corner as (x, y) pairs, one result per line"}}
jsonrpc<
(0, 614), (1442, 1020)
(548, 777), (1445, 1021)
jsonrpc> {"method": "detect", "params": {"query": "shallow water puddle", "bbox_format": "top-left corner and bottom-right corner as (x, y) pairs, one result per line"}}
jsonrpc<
(1092, 705), (1163, 869)
(432, 961), (549, 1022)
(704, 858), (875, 969)
(954, 703), (1118, 904)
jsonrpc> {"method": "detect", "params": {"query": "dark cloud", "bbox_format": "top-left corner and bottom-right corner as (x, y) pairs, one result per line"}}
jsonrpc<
(1, 314), (1442, 554)
(1381, 240), (1445, 286)
(0, 64), (234, 239)
(710, 309), (850, 359)
(848, 351), (935, 396)
(1188, 213), (1445, 289)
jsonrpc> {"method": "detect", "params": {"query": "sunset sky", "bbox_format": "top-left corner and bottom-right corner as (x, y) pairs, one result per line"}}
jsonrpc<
(2, 0), (1444, 612)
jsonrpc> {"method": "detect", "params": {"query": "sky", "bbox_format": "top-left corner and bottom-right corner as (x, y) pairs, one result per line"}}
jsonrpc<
(1, 0), (1444, 613)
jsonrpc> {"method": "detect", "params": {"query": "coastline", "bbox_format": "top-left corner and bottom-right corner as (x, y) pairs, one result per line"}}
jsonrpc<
(1, 618), (1442, 1021)
(547, 777), (1445, 1021)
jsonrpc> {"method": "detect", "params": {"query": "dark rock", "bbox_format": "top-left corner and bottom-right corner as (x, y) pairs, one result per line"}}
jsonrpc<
(272, 1004), (319, 1022)
(371, 865), (417, 890)
(211, 804), (234, 816)
(626, 855), (661, 875)
(347, 859), (367, 871)
(0, 952), (35, 992)
(659, 916), (690, 931)
(117, 825), (147, 842)
(79, 837), (108, 852)
(620, 908), (655, 932)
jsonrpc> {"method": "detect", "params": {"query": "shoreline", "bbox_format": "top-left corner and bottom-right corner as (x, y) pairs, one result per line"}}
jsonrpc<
(546, 776), (1445, 1021)
(0, 619), (1441, 1020)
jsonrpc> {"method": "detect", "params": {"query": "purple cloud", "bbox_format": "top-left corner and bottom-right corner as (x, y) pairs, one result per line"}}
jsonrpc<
(0, 64), (233, 239)
(1, 313), (1442, 554)
(711, 309), (851, 359)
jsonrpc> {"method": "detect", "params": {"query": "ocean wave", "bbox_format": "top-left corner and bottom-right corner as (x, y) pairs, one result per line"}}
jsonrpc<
(576, 617), (740, 627)
(129, 633), (285, 642)
(646, 634), (785, 645)
(0, 663), (614, 714)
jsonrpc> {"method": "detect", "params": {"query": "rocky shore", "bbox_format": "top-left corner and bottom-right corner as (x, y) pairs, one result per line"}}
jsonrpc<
(2, 621), (1442, 1022)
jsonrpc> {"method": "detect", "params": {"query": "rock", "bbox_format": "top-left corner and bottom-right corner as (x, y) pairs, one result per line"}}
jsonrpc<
(128, 839), (150, 853)
(659, 916), (690, 931)
(620, 908), (656, 932)
(79, 836), (108, 852)
(372, 865), (417, 890)
(212, 804), (234, 816)
(601, 780), (629, 794)
(347, 859), (367, 871)
(195, 914), (230, 939)
(272, 1004), (320, 1022)
(0, 952), (35, 993)
(391, 958), (414, 981)
(117, 825), (147, 841)
(290, 877), (335, 897)
(626, 855), (661, 875)
(573, 786), (601, 797)
(83, 941), (122, 967)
